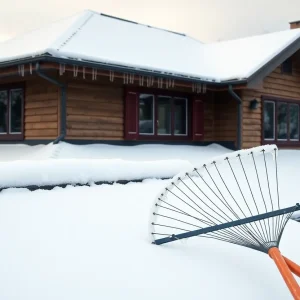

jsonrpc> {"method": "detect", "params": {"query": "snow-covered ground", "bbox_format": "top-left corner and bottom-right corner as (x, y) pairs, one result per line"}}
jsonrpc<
(0, 141), (228, 162)
(0, 142), (299, 300)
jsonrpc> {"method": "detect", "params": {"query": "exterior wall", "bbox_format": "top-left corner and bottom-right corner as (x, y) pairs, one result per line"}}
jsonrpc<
(25, 76), (59, 140)
(241, 53), (300, 148)
(214, 91), (237, 144)
(0, 68), (234, 146)
(203, 94), (215, 142)
(65, 76), (124, 140)
(64, 73), (216, 142)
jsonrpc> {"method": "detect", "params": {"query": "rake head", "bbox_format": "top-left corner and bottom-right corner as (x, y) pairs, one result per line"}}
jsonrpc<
(149, 144), (300, 298)
(149, 144), (300, 253)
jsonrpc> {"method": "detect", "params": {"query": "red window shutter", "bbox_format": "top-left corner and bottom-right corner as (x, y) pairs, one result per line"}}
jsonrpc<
(192, 98), (204, 141)
(125, 92), (138, 140)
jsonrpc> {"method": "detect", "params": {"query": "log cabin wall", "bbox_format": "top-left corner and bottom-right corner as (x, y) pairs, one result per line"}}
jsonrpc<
(203, 93), (215, 142)
(65, 74), (124, 140)
(64, 72), (216, 142)
(241, 50), (300, 149)
(214, 91), (237, 145)
(25, 75), (59, 140)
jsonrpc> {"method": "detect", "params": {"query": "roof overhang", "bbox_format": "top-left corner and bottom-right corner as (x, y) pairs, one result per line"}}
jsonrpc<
(0, 55), (248, 88)
(246, 36), (300, 88)
(2, 34), (300, 89)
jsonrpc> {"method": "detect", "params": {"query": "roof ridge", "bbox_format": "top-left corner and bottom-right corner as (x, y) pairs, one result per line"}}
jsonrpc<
(55, 10), (95, 52)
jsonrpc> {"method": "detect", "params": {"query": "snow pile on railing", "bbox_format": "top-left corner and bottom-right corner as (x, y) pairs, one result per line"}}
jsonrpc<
(0, 158), (192, 189)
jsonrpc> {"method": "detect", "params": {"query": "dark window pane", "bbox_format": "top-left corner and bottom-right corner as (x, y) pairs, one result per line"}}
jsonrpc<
(277, 102), (288, 140)
(139, 94), (154, 134)
(10, 89), (23, 133)
(0, 91), (8, 133)
(174, 98), (187, 135)
(289, 104), (299, 140)
(282, 58), (293, 75)
(263, 101), (274, 139)
(157, 96), (171, 135)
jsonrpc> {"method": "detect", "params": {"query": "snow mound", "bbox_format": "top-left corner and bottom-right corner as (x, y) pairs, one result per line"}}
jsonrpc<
(0, 158), (192, 189)
(0, 181), (299, 300)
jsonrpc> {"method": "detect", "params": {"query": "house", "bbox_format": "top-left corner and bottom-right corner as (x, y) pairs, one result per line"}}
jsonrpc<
(1, 10), (300, 149)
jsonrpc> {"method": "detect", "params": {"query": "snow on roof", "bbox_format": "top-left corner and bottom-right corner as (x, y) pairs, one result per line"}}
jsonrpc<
(1, 9), (300, 82)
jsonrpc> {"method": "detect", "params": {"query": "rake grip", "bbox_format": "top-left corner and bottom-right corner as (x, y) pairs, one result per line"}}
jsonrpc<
(284, 256), (300, 278)
(268, 247), (300, 300)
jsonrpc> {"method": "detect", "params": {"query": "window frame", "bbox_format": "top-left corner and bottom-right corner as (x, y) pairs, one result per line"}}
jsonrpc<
(262, 96), (300, 146)
(129, 87), (192, 141)
(0, 83), (24, 141)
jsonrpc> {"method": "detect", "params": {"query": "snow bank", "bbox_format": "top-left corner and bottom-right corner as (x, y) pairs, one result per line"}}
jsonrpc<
(0, 158), (192, 188)
(0, 141), (231, 162)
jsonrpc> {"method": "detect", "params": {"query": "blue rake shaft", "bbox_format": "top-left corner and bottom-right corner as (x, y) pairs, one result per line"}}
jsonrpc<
(153, 203), (300, 245)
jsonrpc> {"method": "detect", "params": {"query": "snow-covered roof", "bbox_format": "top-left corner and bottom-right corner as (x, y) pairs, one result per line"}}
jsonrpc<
(1, 9), (300, 83)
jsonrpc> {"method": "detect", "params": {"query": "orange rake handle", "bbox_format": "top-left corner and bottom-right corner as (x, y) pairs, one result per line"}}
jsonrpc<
(268, 247), (300, 300)
(284, 256), (300, 278)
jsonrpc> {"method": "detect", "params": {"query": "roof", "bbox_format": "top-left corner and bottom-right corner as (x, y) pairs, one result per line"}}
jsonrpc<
(1, 9), (300, 83)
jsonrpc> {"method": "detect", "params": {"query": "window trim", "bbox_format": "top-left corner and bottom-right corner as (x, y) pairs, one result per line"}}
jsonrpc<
(0, 83), (24, 141)
(262, 96), (300, 146)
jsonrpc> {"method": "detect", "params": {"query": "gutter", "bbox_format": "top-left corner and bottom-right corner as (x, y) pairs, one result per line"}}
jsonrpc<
(35, 62), (66, 144)
(228, 85), (242, 150)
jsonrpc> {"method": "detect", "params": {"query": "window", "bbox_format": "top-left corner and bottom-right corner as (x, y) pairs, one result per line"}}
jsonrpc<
(263, 99), (299, 143)
(139, 94), (154, 135)
(277, 102), (288, 140)
(0, 87), (23, 139)
(134, 92), (189, 139)
(281, 58), (293, 75)
(174, 98), (188, 135)
(263, 101), (275, 140)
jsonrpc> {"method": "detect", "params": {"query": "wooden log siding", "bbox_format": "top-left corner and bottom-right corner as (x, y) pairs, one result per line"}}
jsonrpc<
(214, 92), (237, 143)
(25, 79), (59, 139)
(242, 60), (300, 149)
(66, 82), (124, 140)
(203, 95), (214, 141)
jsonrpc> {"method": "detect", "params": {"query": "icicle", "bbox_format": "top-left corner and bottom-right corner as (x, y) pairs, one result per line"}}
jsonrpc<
(83, 67), (86, 79)
(172, 79), (175, 88)
(29, 63), (33, 75)
(123, 73), (130, 84)
(18, 64), (25, 77)
(59, 64), (65, 76)
(109, 70), (114, 82)
(92, 68), (97, 80)
(203, 84), (207, 93)
(73, 65), (78, 77)
(158, 78), (163, 88)
(192, 83), (195, 93)
(196, 83), (202, 94)
(139, 75), (144, 86)
(151, 76), (154, 86)
(129, 73), (134, 84)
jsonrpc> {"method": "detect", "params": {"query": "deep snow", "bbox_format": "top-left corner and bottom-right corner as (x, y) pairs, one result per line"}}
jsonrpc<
(0, 143), (299, 300)
(0, 181), (299, 300)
